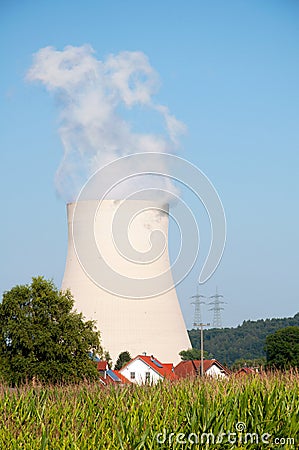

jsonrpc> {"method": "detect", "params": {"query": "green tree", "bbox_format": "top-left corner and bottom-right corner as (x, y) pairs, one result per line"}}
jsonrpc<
(0, 277), (103, 385)
(104, 351), (112, 369)
(114, 351), (131, 370)
(179, 348), (210, 361)
(265, 326), (299, 370)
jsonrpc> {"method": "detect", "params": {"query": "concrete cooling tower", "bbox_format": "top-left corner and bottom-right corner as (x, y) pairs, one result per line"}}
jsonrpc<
(61, 199), (191, 364)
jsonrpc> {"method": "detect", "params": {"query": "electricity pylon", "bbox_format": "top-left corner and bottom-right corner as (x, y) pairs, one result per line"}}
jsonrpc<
(209, 287), (226, 328)
(190, 286), (206, 328)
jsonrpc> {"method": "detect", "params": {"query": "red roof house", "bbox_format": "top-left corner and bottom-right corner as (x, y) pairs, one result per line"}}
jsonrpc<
(120, 354), (177, 384)
(175, 359), (230, 378)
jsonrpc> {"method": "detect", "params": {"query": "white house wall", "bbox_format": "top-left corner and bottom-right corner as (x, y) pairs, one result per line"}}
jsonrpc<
(206, 364), (227, 378)
(120, 359), (163, 385)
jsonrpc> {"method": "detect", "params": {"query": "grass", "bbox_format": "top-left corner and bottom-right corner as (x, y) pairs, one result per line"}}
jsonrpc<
(0, 372), (298, 449)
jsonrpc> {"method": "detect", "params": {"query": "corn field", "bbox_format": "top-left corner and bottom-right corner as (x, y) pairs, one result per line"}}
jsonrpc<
(0, 372), (298, 449)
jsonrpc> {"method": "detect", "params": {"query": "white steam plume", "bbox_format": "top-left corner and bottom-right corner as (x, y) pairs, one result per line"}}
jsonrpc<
(27, 45), (186, 201)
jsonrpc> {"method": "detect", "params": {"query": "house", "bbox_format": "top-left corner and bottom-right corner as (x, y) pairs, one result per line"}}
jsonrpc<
(97, 360), (109, 378)
(97, 361), (131, 386)
(119, 354), (177, 384)
(175, 359), (230, 378)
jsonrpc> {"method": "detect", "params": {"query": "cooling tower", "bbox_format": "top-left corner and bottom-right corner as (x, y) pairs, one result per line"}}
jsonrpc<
(61, 200), (191, 364)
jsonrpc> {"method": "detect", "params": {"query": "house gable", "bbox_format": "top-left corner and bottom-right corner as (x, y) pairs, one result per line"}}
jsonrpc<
(120, 355), (175, 384)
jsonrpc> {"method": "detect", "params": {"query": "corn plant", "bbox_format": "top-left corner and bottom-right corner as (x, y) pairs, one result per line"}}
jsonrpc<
(0, 372), (298, 449)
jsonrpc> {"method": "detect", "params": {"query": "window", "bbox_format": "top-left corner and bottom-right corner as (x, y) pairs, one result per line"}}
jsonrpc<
(145, 372), (150, 383)
(130, 372), (135, 379)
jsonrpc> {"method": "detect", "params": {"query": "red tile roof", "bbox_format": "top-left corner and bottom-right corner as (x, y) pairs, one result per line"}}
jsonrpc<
(174, 360), (199, 378)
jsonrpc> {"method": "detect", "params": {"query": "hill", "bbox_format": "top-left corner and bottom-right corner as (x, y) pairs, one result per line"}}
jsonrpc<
(188, 312), (299, 367)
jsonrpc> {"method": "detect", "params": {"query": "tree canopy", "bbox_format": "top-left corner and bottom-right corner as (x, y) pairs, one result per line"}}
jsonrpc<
(265, 326), (299, 370)
(114, 351), (131, 370)
(0, 277), (103, 385)
(179, 348), (209, 361)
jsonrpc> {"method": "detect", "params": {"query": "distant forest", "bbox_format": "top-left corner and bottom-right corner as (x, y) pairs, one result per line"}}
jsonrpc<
(188, 312), (299, 367)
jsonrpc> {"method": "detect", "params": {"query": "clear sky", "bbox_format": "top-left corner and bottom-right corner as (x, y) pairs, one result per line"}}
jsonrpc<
(1, 0), (298, 330)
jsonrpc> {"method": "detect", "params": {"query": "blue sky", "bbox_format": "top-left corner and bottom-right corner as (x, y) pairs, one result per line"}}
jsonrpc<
(1, 0), (298, 329)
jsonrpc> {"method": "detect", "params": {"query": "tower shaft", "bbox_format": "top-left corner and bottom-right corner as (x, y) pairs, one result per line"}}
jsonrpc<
(62, 200), (191, 363)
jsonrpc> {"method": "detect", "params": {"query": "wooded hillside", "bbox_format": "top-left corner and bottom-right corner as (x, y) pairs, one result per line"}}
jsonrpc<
(188, 312), (299, 366)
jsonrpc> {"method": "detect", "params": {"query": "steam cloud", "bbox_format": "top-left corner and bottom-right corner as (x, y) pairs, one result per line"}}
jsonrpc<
(27, 45), (186, 201)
